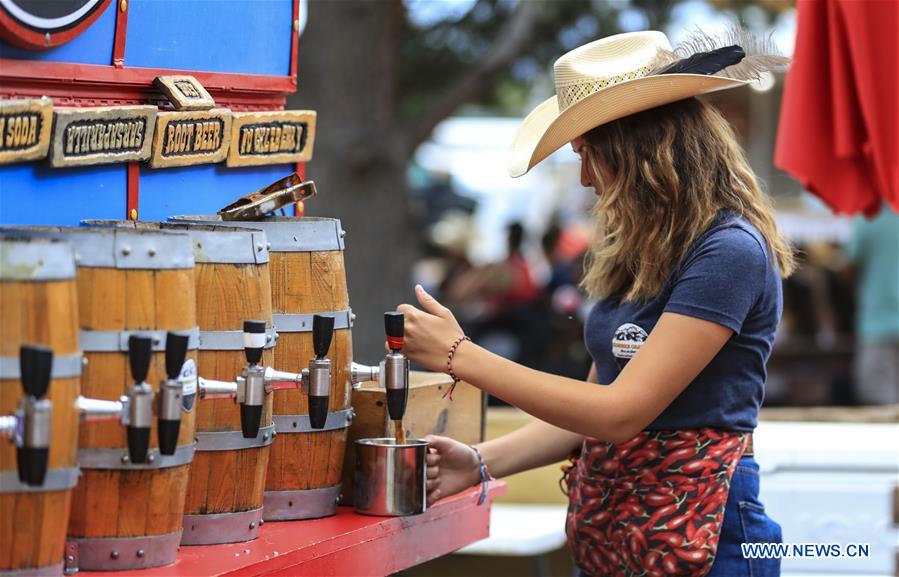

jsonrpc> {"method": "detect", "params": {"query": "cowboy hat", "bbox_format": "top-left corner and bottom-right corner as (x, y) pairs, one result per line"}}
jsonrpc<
(509, 28), (788, 178)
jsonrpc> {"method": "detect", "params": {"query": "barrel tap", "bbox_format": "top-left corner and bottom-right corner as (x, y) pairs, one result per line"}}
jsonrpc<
(349, 312), (411, 421)
(75, 333), (189, 462)
(0, 345), (53, 486)
(196, 315), (335, 437)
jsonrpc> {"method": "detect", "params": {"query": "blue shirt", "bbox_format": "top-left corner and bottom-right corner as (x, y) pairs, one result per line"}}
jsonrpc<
(584, 212), (782, 431)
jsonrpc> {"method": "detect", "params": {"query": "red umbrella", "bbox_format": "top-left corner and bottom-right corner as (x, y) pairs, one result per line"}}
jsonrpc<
(775, 0), (898, 216)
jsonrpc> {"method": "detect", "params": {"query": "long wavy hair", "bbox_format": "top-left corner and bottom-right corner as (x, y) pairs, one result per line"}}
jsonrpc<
(579, 97), (795, 302)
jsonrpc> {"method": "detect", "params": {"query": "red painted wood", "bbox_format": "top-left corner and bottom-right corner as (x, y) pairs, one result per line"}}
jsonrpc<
(0, 0), (113, 50)
(77, 482), (506, 577)
(290, 0), (300, 85)
(294, 163), (306, 216)
(0, 59), (294, 108)
(112, 0), (129, 67)
(126, 162), (139, 220)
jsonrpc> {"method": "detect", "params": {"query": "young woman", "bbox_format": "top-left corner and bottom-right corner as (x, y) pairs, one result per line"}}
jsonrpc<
(398, 31), (792, 577)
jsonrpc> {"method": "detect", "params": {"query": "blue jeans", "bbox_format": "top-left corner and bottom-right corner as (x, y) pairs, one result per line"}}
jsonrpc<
(707, 455), (782, 577)
(577, 456), (782, 577)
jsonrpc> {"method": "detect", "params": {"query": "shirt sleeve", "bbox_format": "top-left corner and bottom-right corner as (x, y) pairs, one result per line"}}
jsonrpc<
(664, 226), (769, 333)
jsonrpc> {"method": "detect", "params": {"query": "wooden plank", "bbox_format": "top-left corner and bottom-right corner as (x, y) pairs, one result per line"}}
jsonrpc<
(184, 450), (211, 515)
(149, 109), (232, 168)
(0, 98), (53, 165)
(48, 106), (156, 167)
(308, 431), (331, 488)
(205, 450), (237, 514)
(279, 252), (311, 316)
(226, 110), (316, 167)
(10, 492), (42, 568)
(153, 76), (215, 111)
(116, 471), (150, 538)
(0, 494), (14, 567)
(36, 490), (69, 567)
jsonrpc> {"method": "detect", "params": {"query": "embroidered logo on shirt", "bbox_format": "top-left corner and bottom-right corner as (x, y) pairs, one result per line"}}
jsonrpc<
(611, 323), (648, 368)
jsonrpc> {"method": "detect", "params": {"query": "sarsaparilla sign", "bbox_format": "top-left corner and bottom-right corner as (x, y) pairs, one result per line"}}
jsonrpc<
(0, 98), (53, 165)
(149, 109), (232, 168)
(49, 106), (156, 167)
(226, 111), (316, 167)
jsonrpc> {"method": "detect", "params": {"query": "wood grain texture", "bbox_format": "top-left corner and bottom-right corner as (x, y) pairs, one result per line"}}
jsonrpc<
(149, 109), (232, 168)
(226, 110), (316, 167)
(0, 271), (80, 571)
(185, 260), (274, 515)
(70, 265), (197, 540)
(48, 106), (156, 167)
(0, 98), (53, 165)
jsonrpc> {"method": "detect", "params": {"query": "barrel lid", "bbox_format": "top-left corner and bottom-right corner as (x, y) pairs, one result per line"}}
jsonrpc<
(0, 226), (194, 270)
(169, 215), (345, 253)
(82, 220), (269, 265)
(0, 234), (77, 281)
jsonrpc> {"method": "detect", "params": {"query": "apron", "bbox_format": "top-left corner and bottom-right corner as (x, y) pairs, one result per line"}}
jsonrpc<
(563, 429), (749, 577)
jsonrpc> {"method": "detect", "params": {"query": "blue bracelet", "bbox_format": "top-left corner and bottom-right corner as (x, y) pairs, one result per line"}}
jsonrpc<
(470, 445), (492, 506)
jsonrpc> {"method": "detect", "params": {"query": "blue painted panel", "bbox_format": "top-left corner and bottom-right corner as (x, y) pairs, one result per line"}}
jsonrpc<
(125, 0), (292, 76)
(138, 163), (293, 221)
(0, 1), (115, 65)
(0, 163), (126, 225)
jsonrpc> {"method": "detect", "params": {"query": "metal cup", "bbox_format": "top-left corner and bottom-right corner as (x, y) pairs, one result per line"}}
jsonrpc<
(353, 437), (427, 516)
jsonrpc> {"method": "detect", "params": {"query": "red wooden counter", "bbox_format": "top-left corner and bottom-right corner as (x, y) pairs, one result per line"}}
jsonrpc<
(77, 482), (506, 577)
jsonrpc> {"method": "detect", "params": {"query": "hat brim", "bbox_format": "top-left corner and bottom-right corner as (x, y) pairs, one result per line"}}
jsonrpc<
(508, 74), (749, 178)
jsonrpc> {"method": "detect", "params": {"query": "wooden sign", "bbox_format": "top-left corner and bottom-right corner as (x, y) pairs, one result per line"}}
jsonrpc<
(0, 98), (53, 165)
(226, 110), (316, 167)
(150, 109), (232, 168)
(154, 76), (215, 111)
(49, 106), (156, 167)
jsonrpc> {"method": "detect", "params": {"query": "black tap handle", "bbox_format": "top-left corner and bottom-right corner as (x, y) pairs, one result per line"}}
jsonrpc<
(312, 315), (334, 359)
(128, 335), (153, 383)
(19, 345), (52, 399)
(384, 312), (404, 339)
(243, 320), (266, 365)
(165, 332), (190, 380)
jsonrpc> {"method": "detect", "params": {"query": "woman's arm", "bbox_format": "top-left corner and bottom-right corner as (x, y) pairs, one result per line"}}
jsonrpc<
(401, 285), (733, 443)
(475, 364), (594, 477)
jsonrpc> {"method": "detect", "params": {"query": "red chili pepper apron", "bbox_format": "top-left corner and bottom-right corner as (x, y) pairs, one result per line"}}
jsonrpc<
(563, 429), (749, 577)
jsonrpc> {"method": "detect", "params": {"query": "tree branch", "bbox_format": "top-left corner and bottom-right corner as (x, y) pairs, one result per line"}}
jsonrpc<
(402, 0), (545, 153)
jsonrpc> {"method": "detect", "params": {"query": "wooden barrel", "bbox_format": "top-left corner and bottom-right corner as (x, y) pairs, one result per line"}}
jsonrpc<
(0, 235), (81, 577)
(10, 226), (198, 571)
(84, 220), (275, 545)
(171, 216), (352, 521)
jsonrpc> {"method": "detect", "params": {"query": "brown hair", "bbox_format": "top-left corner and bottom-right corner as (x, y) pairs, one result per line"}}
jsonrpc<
(579, 97), (795, 302)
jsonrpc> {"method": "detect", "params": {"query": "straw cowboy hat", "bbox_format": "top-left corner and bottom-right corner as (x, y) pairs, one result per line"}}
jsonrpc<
(509, 28), (788, 177)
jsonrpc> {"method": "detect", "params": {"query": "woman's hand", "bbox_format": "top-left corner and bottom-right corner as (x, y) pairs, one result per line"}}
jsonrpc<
(425, 434), (482, 506)
(398, 285), (465, 372)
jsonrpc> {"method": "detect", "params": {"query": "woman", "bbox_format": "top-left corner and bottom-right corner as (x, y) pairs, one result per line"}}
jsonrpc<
(398, 30), (792, 577)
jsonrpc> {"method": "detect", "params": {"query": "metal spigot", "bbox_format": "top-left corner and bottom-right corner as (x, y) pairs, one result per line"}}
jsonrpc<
(237, 320), (268, 438)
(124, 335), (154, 463)
(302, 315), (334, 430)
(157, 332), (189, 455)
(348, 312), (410, 420)
(383, 312), (410, 421)
(0, 345), (53, 486)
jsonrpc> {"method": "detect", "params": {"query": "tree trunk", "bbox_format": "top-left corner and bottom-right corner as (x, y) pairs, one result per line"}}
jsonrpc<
(290, 0), (416, 361)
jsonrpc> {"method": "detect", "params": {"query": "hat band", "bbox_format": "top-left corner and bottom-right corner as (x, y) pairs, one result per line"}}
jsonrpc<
(556, 64), (653, 111)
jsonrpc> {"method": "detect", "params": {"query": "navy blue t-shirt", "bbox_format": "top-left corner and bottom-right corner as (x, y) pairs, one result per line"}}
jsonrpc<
(584, 211), (782, 431)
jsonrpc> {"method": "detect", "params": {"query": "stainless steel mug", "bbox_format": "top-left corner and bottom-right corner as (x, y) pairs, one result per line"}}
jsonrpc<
(353, 438), (427, 516)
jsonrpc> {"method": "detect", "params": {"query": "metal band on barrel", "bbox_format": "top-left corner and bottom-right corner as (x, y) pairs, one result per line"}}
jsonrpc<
(168, 216), (345, 252)
(79, 328), (200, 352)
(0, 467), (80, 493)
(0, 240), (76, 280)
(263, 484), (341, 521)
(184, 229), (270, 264)
(180, 507), (263, 546)
(66, 531), (181, 572)
(50, 229), (194, 269)
(0, 353), (83, 379)
(272, 408), (353, 434)
(272, 310), (353, 334)
(0, 561), (64, 577)
(77, 444), (195, 470)
(198, 327), (278, 351)
(194, 425), (276, 451)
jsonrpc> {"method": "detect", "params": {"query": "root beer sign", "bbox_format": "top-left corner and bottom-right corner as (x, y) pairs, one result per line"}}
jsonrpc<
(149, 109), (232, 168)
(226, 111), (316, 167)
(49, 106), (156, 167)
(0, 98), (53, 165)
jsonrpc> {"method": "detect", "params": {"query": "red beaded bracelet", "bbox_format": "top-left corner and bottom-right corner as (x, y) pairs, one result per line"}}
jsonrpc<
(443, 335), (471, 400)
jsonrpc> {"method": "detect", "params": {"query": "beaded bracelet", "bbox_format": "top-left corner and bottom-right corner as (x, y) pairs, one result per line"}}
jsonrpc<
(443, 335), (471, 400)
(470, 445), (493, 505)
